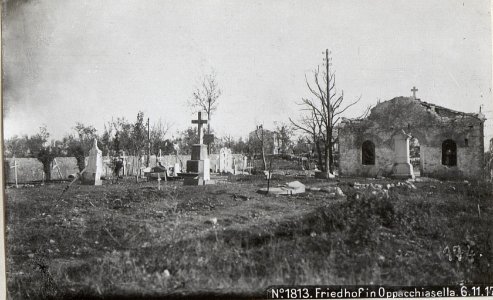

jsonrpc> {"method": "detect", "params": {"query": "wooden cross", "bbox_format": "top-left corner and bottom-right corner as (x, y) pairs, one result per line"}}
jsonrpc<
(192, 112), (208, 144)
(411, 86), (418, 99)
(10, 158), (18, 188)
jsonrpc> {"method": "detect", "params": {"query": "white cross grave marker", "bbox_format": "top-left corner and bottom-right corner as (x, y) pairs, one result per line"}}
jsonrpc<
(10, 158), (18, 188)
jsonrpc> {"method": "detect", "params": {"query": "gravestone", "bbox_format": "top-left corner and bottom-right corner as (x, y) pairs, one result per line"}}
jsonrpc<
(219, 147), (233, 173)
(103, 154), (112, 178)
(243, 156), (248, 170)
(183, 112), (213, 185)
(82, 138), (103, 185)
(391, 130), (414, 179)
(119, 151), (128, 175)
(173, 163), (181, 176)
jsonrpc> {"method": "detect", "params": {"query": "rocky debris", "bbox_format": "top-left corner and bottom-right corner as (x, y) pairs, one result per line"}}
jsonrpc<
(414, 177), (441, 183)
(385, 183), (395, 189)
(320, 186), (345, 197)
(397, 181), (417, 190)
(305, 185), (345, 198)
(315, 171), (336, 179)
(205, 217), (218, 225)
(154, 211), (165, 218)
(353, 181), (416, 191)
(231, 193), (249, 201)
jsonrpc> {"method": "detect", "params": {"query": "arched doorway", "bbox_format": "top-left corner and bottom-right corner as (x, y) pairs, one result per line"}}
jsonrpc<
(442, 139), (457, 166)
(361, 140), (375, 165)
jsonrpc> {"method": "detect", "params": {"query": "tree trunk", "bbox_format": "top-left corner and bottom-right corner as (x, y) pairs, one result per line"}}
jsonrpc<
(261, 141), (267, 170)
(315, 140), (323, 171)
(43, 163), (52, 181)
(207, 115), (211, 155)
(328, 131), (333, 174)
(324, 143), (329, 174)
(207, 100), (211, 155)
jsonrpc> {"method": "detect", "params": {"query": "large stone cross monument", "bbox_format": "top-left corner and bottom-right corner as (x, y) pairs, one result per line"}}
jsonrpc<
(192, 111), (207, 144)
(184, 112), (213, 185)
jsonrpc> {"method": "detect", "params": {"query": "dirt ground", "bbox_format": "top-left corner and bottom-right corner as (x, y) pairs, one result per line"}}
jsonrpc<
(5, 170), (493, 299)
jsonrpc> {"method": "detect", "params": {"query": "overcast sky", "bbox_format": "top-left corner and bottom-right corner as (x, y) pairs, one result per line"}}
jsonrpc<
(3, 0), (492, 143)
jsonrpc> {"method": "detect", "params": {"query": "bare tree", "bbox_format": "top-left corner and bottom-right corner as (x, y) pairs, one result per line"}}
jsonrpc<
(290, 108), (324, 169)
(150, 118), (172, 154)
(290, 51), (361, 175)
(255, 125), (267, 170)
(189, 73), (222, 136)
(221, 135), (235, 149)
(273, 121), (294, 154)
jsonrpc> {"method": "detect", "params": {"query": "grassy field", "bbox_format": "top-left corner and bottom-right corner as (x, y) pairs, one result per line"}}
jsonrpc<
(5, 169), (493, 299)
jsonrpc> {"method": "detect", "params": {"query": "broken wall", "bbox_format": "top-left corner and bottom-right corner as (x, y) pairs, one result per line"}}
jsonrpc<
(339, 97), (485, 180)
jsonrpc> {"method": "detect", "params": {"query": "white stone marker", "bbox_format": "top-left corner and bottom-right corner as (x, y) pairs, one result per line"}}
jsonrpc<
(219, 147), (233, 173)
(82, 138), (103, 185)
(242, 156), (248, 172)
(392, 130), (415, 179)
(173, 163), (181, 176)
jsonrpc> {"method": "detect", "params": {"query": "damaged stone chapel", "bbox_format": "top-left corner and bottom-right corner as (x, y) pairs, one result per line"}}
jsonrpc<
(338, 94), (485, 180)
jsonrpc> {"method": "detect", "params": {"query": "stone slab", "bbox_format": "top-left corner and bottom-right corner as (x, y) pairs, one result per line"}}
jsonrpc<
(186, 159), (210, 180)
(257, 187), (305, 195)
(286, 181), (306, 193)
(257, 181), (306, 195)
(191, 144), (208, 161)
(187, 160), (205, 174)
(392, 162), (415, 179)
(319, 186), (345, 197)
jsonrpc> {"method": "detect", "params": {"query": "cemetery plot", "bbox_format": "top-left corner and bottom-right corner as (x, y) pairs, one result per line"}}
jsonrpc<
(5, 175), (493, 298)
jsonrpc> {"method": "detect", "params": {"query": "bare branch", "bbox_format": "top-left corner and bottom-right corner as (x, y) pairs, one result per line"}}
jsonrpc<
(289, 117), (316, 136)
(190, 73), (222, 118)
(305, 74), (322, 100)
(333, 94), (361, 118)
(313, 69), (326, 103)
(356, 104), (372, 119)
(332, 92), (345, 113)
